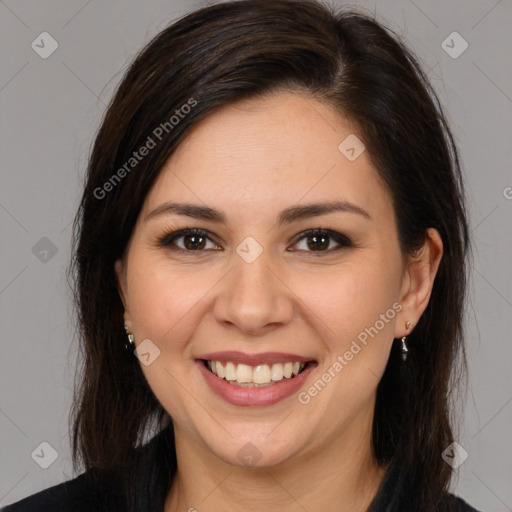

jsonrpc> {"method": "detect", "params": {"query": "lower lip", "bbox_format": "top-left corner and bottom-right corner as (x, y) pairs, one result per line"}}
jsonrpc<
(196, 360), (315, 406)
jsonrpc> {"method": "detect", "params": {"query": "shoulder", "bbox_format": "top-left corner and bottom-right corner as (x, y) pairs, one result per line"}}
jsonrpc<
(1, 425), (175, 512)
(1, 469), (124, 512)
(442, 493), (483, 512)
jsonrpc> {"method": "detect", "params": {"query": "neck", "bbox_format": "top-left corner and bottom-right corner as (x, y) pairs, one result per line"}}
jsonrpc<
(164, 411), (387, 512)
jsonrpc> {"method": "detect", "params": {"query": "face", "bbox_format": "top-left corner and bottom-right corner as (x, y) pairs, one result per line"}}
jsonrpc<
(116, 90), (428, 469)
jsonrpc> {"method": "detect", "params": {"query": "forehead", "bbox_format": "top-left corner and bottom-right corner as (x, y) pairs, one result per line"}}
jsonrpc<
(140, 90), (393, 226)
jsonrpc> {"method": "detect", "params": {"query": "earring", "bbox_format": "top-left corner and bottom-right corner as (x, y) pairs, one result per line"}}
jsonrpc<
(401, 336), (408, 362)
(401, 321), (412, 362)
(124, 324), (135, 351)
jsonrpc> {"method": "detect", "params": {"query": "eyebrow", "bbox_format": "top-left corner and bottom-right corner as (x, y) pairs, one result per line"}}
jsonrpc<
(145, 200), (371, 225)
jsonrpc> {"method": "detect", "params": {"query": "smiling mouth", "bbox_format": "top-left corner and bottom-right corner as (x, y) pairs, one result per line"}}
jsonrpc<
(201, 360), (311, 388)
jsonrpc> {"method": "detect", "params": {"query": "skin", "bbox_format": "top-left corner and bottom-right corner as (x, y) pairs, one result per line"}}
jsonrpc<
(115, 89), (443, 512)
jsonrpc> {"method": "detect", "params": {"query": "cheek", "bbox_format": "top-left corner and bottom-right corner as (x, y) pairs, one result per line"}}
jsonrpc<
(296, 257), (401, 348)
(126, 253), (206, 347)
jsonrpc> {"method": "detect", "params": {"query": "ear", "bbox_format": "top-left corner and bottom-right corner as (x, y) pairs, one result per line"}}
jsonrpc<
(115, 258), (133, 331)
(395, 228), (443, 338)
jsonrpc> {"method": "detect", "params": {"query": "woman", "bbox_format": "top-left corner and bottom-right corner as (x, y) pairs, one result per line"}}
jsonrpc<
(3, 0), (480, 511)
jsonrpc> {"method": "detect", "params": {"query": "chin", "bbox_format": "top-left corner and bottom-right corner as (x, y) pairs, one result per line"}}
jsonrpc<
(203, 430), (306, 469)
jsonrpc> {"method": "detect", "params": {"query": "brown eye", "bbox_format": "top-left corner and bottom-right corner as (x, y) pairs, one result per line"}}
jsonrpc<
(158, 228), (219, 252)
(292, 229), (353, 254)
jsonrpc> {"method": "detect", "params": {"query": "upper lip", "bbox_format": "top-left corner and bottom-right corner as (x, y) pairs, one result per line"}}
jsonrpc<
(196, 351), (315, 366)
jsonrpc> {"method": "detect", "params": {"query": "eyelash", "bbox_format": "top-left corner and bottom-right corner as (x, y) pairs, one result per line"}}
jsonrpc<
(156, 227), (353, 257)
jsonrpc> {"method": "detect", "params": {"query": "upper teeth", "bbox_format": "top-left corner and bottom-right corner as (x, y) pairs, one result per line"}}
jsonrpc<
(207, 360), (306, 386)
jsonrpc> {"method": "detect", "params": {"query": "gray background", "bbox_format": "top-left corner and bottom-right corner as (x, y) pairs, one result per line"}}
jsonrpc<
(0, 0), (511, 510)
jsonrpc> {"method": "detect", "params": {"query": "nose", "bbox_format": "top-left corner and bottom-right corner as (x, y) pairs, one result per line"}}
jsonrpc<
(212, 244), (294, 336)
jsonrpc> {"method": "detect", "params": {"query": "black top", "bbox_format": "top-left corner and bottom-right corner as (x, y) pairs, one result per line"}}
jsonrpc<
(2, 425), (482, 512)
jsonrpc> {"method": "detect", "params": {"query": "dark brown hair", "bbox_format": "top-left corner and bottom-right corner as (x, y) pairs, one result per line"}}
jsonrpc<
(69, 0), (470, 510)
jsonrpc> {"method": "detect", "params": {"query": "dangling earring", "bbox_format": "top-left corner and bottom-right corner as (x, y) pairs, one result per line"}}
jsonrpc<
(401, 336), (408, 362)
(124, 324), (135, 351)
(401, 321), (412, 362)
